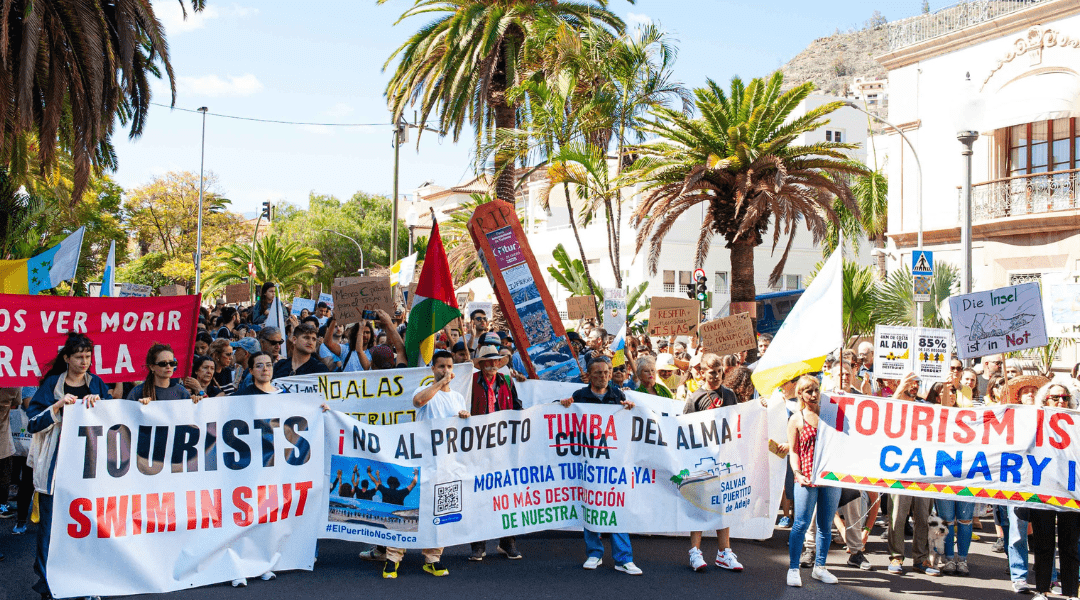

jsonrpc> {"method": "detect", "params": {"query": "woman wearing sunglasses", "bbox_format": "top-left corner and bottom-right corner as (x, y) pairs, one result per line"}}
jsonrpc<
(127, 344), (193, 403)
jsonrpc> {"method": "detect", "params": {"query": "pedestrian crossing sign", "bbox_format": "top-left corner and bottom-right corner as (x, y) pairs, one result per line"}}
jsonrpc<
(912, 251), (934, 276)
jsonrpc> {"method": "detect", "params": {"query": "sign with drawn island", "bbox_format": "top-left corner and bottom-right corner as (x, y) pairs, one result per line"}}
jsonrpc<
(948, 283), (1047, 359)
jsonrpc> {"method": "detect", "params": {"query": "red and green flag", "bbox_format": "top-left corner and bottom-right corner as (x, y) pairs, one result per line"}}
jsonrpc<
(404, 219), (461, 366)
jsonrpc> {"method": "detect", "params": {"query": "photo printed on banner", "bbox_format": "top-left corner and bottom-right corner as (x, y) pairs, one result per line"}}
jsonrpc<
(329, 455), (420, 533)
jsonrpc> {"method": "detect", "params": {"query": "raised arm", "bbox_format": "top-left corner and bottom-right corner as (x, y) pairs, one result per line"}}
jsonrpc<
(405, 468), (419, 493)
(376, 309), (407, 362)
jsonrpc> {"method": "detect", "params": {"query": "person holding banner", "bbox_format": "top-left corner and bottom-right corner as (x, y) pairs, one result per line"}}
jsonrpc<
(682, 353), (743, 573)
(184, 355), (221, 400)
(234, 352), (278, 395)
(785, 375), (839, 587)
(634, 356), (675, 401)
(126, 344), (193, 403)
(1025, 378), (1080, 600)
(26, 333), (113, 600)
(560, 356), (642, 576)
(209, 339), (239, 396)
(379, 350), (470, 579)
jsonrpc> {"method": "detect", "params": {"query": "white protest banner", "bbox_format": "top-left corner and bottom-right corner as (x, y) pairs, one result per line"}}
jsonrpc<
(274, 364), (475, 424)
(1042, 272), (1080, 339)
(603, 288), (626, 333)
(873, 325), (913, 379)
(914, 327), (952, 381)
(118, 283), (152, 298)
(321, 401), (770, 548)
(815, 393), (1080, 511)
(47, 394), (326, 597)
(949, 283), (1048, 359)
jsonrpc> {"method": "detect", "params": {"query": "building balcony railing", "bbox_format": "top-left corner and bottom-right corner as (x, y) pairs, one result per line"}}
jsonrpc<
(971, 168), (1079, 222)
(885, 0), (1047, 53)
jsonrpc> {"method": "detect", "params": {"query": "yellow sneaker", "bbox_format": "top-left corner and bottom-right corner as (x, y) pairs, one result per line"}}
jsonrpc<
(382, 560), (400, 579)
(423, 561), (449, 577)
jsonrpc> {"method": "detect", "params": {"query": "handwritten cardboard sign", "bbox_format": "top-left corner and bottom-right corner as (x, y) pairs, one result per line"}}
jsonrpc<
(948, 282), (1047, 359)
(311, 283), (322, 302)
(567, 296), (597, 320)
(224, 283), (248, 304)
(118, 283), (153, 298)
(158, 284), (186, 297)
(648, 297), (700, 336)
(332, 277), (392, 323)
(697, 312), (755, 355)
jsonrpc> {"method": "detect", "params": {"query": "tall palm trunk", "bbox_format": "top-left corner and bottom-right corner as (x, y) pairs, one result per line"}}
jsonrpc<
(565, 181), (599, 315)
(730, 237), (760, 363)
(874, 233), (886, 280)
(491, 40), (518, 204)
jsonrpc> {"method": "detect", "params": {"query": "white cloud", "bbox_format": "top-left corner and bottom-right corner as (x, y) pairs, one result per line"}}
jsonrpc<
(153, 2), (258, 34)
(177, 74), (263, 97)
(626, 12), (653, 29)
(324, 103), (354, 118)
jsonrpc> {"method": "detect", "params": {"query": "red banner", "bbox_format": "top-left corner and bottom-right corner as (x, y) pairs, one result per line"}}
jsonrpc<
(0, 294), (200, 386)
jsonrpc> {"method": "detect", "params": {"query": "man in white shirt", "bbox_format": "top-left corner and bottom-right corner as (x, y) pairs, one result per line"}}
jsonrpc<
(380, 350), (468, 579)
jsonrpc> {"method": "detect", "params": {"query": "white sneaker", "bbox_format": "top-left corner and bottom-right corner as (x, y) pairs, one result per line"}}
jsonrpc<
(812, 566), (838, 584)
(715, 548), (743, 571)
(787, 568), (803, 587)
(583, 556), (602, 570)
(260, 571), (276, 581)
(615, 562), (643, 575)
(689, 547), (707, 572)
(231, 579), (247, 587)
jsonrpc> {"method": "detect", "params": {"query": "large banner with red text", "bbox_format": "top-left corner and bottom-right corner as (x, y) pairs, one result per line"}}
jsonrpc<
(815, 393), (1080, 511)
(46, 394), (326, 597)
(321, 401), (771, 548)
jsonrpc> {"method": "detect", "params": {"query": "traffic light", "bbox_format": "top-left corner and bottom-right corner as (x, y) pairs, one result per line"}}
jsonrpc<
(695, 275), (708, 302)
(260, 200), (271, 222)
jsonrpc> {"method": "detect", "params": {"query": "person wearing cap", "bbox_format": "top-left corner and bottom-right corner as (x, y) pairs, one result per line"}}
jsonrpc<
(682, 353), (744, 572)
(451, 341), (470, 364)
(568, 331), (588, 376)
(230, 337), (260, 387)
(467, 345), (523, 561)
(559, 356), (641, 575)
(655, 353), (681, 391)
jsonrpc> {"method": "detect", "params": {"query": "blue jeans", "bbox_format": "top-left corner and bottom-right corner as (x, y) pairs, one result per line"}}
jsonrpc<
(584, 529), (633, 565)
(1004, 506), (1057, 584)
(33, 493), (53, 596)
(935, 499), (974, 559)
(789, 484), (841, 569)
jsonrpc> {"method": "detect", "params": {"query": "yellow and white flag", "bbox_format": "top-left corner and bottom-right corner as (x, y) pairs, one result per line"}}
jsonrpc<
(390, 252), (418, 287)
(751, 246), (842, 395)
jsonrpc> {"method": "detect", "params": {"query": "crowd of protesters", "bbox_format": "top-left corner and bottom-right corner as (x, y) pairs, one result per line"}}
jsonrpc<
(2, 284), (1080, 599)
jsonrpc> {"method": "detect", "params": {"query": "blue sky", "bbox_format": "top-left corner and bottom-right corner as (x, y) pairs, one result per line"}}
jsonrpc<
(115, 0), (928, 216)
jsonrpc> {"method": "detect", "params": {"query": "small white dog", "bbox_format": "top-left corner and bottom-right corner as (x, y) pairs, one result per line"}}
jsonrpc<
(927, 515), (950, 568)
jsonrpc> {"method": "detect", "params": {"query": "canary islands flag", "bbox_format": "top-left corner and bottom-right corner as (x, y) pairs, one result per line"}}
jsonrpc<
(100, 240), (116, 297)
(0, 227), (85, 295)
(611, 324), (627, 367)
(390, 252), (418, 287)
(404, 220), (460, 366)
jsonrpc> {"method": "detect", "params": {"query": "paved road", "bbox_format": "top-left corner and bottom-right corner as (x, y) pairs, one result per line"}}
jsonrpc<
(0, 519), (1027, 600)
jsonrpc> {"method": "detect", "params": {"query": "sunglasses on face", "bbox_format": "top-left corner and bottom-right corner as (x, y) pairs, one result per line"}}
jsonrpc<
(267, 339), (284, 346)
(950, 366), (963, 372)
(1047, 394), (1071, 401)
(154, 360), (179, 368)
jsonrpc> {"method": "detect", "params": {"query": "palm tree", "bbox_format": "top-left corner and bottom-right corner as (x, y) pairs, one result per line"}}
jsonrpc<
(440, 193), (524, 285)
(629, 73), (867, 360)
(877, 262), (958, 329)
(0, 166), (51, 259)
(378, 0), (626, 202)
(0, 1), (203, 203)
(547, 242), (651, 332)
(205, 234), (323, 299)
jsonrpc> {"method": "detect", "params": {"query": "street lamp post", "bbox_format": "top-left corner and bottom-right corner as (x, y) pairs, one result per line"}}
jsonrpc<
(842, 101), (925, 325)
(406, 207), (418, 256)
(320, 229), (365, 275)
(954, 73), (985, 298)
(194, 106), (208, 294)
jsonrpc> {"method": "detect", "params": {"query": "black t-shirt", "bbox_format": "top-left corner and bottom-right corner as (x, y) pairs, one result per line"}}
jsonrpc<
(378, 485), (410, 505)
(64, 383), (91, 398)
(272, 356), (330, 379)
(213, 369), (236, 396)
(355, 488), (377, 500)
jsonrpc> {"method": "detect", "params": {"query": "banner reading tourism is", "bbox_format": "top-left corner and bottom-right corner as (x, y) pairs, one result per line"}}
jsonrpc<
(815, 393), (1080, 511)
(0, 294), (200, 386)
(320, 401), (770, 548)
(47, 394), (326, 597)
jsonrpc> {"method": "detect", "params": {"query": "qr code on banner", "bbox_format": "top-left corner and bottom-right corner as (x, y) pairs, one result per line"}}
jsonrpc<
(434, 480), (462, 516)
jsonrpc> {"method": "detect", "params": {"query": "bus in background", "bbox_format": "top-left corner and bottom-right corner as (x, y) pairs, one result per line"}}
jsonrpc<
(755, 289), (804, 336)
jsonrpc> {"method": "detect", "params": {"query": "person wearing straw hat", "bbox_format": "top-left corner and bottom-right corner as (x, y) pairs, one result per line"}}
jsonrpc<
(1005, 374), (1049, 406)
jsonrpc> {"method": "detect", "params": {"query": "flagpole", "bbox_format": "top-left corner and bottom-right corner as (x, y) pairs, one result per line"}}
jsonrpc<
(195, 106), (208, 295)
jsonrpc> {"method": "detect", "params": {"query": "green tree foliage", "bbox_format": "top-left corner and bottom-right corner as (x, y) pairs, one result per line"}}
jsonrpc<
(440, 193), (510, 285)
(115, 252), (173, 292)
(877, 263), (959, 328)
(205, 234), (323, 300)
(546, 243), (650, 332)
(0, 1), (206, 202)
(629, 72), (867, 360)
(124, 171), (248, 288)
(271, 191), (417, 288)
(379, 0), (627, 202)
